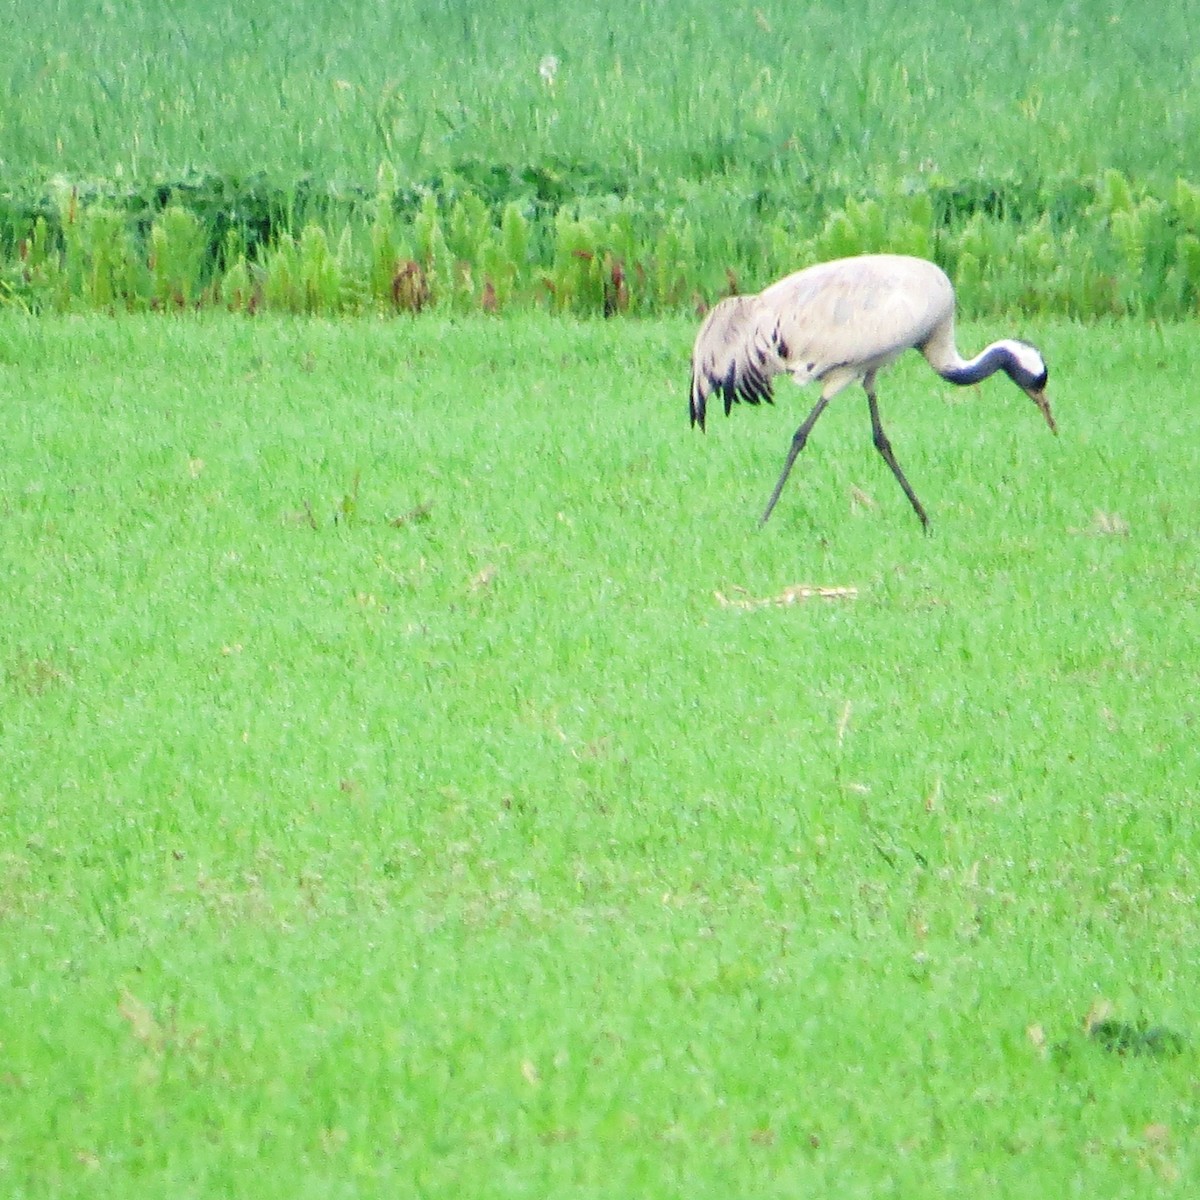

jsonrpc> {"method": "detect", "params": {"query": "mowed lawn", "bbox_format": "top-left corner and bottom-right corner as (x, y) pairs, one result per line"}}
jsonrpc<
(1, 312), (1197, 1196)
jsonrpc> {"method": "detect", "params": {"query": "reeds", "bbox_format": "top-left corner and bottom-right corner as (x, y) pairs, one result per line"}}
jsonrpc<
(7, 168), (1200, 318)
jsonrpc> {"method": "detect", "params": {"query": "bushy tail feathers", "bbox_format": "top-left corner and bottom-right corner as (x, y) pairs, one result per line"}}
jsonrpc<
(688, 295), (779, 430)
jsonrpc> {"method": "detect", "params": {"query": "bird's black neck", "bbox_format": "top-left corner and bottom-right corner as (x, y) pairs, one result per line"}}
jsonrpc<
(938, 342), (1019, 388)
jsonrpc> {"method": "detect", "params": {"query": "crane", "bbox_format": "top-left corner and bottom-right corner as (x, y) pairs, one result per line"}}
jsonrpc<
(688, 254), (1056, 528)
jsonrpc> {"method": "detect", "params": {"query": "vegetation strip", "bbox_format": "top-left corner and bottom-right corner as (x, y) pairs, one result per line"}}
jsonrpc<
(4, 169), (1200, 317)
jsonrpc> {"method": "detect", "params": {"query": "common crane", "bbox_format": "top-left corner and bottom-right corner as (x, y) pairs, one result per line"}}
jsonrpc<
(689, 254), (1056, 528)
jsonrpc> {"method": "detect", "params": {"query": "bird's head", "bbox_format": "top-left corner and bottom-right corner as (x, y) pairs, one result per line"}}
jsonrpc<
(1006, 340), (1056, 434)
(1025, 382), (1056, 434)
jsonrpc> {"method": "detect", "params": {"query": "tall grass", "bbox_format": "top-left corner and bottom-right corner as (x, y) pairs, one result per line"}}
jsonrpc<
(7, 168), (1200, 318)
(4, 0), (1197, 193)
(3, 1), (1199, 317)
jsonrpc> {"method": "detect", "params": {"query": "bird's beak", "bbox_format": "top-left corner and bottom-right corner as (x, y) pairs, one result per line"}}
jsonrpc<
(1026, 386), (1057, 435)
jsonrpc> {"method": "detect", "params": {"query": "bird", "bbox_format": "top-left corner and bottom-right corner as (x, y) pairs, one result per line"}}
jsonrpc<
(688, 253), (1056, 528)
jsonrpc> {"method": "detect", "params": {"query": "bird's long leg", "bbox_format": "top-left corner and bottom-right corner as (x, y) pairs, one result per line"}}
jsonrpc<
(759, 393), (832, 526)
(864, 375), (929, 530)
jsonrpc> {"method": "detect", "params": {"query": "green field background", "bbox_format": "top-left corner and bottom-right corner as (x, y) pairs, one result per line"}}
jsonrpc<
(3, 1), (1200, 1195)
(3, 0), (1200, 317)
(6, 0), (1196, 188)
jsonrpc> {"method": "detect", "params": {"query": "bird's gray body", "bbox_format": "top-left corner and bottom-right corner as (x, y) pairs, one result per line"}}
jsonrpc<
(688, 254), (1055, 527)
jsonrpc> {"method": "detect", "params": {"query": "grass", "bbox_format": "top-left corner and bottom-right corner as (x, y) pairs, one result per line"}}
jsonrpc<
(5, 1), (1197, 1189)
(5, 2), (1200, 321)
(2, 311), (1198, 1195)
(4, 0), (1198, 193)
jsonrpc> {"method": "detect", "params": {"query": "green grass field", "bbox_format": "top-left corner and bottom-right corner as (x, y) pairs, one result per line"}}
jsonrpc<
(2, 313), (1197, 1195)
(3, 0), (1199, 1191)
(5, 0), (1200, 322)
(6, 0), (1197, 191)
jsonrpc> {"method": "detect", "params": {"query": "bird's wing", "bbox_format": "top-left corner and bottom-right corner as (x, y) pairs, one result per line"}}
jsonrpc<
(689, 296), (785, 429)
(762, 256), (953, 386)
